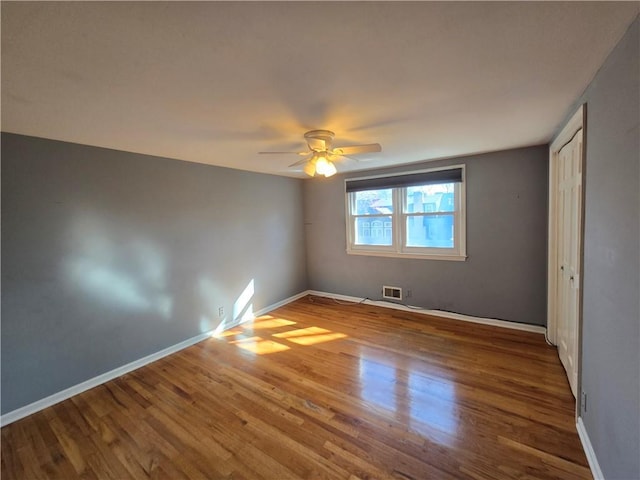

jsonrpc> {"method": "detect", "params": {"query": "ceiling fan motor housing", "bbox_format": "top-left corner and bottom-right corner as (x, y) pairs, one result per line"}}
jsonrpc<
(304, 130), (335, 150)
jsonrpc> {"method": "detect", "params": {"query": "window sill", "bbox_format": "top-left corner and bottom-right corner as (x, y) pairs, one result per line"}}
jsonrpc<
(346, 249), (467, 261)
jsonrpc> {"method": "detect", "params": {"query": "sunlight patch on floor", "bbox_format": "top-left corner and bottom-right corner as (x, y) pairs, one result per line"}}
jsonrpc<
(286, 332), (347, 345)
(229, 336), (290, 355)
(221, 317), (349, 352)
(272, 326), (348, 346)
(215, 327), (244, 338)
(273, 326), (331, 338)
(246, 318), (297, 330)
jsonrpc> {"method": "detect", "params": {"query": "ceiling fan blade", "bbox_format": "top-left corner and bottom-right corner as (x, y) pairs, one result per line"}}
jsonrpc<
(331, 143), (382, 156)
(288, 155), (312, 168)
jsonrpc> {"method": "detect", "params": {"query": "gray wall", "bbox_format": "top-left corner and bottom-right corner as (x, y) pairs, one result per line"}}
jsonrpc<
(304, 145), (548, 326)
(1, 133), (308, 414)
(556, 16), (639, 479)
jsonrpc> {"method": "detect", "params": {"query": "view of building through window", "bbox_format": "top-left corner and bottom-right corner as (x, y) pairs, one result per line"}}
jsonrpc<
(353, 183), (455, 248)
(353, 188), (393, 246)
(405, 183), (455, 248)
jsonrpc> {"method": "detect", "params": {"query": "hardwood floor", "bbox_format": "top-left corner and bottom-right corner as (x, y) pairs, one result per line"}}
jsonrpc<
(1, 296), (591, 479)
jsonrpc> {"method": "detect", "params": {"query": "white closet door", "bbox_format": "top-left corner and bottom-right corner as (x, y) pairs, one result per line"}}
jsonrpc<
(556, 129), (582, 398)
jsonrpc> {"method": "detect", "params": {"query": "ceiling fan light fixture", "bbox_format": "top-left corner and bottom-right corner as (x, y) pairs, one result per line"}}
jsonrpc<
(323, 161), (337, 177)
(315, 155), (330, 175)
(258, 129), (381, 178)
(313, 155), (337, 177)
(303, 159), (317, 177)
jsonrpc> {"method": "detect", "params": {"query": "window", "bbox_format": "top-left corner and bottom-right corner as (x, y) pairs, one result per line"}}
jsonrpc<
(346, 166), (466, 260)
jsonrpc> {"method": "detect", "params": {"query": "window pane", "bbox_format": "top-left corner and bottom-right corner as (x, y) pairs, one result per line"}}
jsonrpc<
(406, 183), (455, 213)
(355, 216), (393, 246)
(406, 214), (454, 248)
(353, 189), (393, 215)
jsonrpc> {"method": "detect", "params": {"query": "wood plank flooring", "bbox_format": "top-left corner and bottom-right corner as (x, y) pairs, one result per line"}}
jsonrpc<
(1, 296), (591, 479)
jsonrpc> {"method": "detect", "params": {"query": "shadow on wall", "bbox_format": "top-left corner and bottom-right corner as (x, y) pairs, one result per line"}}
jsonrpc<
(64, 211), (258, 336)
(64, 213), (173, 318)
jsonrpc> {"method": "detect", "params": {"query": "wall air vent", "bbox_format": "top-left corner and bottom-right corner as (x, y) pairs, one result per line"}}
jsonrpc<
(382, 286), (402, 301)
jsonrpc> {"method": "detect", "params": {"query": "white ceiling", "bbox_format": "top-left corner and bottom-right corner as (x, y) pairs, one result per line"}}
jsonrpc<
(2, 2), (638, 177)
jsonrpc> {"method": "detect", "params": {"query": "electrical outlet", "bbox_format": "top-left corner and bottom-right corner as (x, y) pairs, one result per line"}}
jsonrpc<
(407, 289), (412, 298)
(581, 391), (587, 413)
(218, 306), (224, 317)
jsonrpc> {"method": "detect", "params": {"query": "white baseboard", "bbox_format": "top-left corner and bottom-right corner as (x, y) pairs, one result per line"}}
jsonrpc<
(0, 290), (308, 427)
(253, 290), (310, 318)
(306, 290), (547, 334)
(577, 416), (605, 480)
(0, 330), (214, 427)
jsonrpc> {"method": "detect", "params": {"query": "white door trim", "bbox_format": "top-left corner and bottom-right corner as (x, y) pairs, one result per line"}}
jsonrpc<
(547, 105), (585, 344)
(547, 104), (586, 410)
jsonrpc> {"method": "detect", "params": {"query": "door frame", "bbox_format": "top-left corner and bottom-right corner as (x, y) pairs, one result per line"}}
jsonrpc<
(547, 104), (586, 411)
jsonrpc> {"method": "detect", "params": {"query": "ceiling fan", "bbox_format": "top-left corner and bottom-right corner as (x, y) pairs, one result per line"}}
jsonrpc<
(259, 130), (382, 177)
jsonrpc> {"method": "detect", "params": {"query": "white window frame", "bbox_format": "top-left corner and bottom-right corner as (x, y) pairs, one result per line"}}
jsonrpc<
(345, 165), (467, 261)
